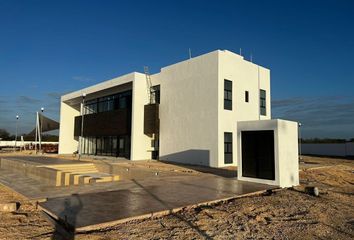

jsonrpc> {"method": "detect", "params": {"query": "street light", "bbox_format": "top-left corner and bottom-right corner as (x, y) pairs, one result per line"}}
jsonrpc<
(78, 93), (86, 160)
(298, 122), (302, 161)
(39, 107), (44, 152)
(14, 115), (19, 152)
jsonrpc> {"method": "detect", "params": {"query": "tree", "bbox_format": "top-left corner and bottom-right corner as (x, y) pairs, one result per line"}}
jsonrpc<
(0, 129), (11, 140)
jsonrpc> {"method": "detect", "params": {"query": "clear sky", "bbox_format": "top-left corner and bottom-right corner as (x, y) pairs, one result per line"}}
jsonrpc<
(0, 0), (353, 139)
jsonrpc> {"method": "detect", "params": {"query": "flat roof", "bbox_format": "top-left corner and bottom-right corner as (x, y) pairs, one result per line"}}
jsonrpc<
(61, 72), (140, 102)
(61, 49), (269, 102)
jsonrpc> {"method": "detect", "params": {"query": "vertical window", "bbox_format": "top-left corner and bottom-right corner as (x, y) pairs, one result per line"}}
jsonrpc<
(119, 96), (127, 109)
(224, 132), (233, 164)
(119, 138), (124, 149)
(245, 91), (249, 102)
(260, 89), (266, 116)
(224, 80), (232, 110)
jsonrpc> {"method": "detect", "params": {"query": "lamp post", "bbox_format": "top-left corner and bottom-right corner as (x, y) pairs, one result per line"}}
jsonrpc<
(78, 93), (86, 160)
(14, 115), (19, 152)
(39, 107), (44, 152)
(298, 122), (302, 161)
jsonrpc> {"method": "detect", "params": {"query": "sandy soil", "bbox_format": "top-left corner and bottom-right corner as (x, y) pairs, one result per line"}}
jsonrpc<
(0, 185), (54, 239)
(0, 156), (353, 239)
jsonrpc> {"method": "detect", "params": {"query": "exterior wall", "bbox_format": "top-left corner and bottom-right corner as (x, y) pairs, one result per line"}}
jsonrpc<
(130, 73), (152, 160)
(217, 50), (271, 167)
(156, 51), (219, 167)
(237, 119), (299, 188)
(302, 143), (354, 157)
(277, 120), (299, 187)
(58, 101), (80, 154)
(347, 142), (354, 156)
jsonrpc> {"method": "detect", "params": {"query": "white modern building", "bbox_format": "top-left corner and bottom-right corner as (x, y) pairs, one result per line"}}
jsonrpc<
(59, 49), (299, 187)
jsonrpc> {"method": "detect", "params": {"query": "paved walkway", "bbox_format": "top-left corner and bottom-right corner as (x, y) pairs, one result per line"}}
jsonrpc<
(0, 156), (275, 232)
(2, 156), (88, 166)
(39, 175), (274, 231)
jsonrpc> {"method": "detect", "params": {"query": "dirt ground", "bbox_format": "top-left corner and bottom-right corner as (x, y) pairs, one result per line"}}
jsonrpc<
(0, 155), (353, 239)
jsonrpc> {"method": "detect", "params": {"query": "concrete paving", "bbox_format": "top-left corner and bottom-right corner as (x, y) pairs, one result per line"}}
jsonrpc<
(0, 156), (275, 232)
(2, 156), (88, 166)
(0, 168), (130, 200)
(39, 175), (274, 231)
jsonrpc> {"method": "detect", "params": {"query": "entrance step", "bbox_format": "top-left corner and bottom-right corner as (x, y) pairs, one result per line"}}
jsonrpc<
(0, 157), (120, 187)
(41, 163), (120, 187)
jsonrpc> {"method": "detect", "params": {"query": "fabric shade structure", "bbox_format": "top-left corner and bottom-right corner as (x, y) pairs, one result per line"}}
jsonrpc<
(28, 113), (60, 136)
(28, 112), (60, 152)
(38, 113), (59, 133)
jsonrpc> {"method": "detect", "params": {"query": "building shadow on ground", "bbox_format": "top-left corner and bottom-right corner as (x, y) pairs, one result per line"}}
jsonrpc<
(132, 179), (213, 240)
(51, 194), (83, 240)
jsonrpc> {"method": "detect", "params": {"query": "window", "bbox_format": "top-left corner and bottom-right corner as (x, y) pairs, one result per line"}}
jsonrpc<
(224, 80), (232, 110)
(224, 132), (233, 164)
(83, 90), (132, 115)
(245, 91), (249, 102)
(84, 99), (98, 115)
(118, 96), (127, 109)
(260, 89), (266, 115)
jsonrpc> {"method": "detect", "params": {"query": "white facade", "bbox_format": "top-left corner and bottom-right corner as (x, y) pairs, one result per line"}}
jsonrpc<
(59, 50), (289, 171)
(152, 50), (271, 167)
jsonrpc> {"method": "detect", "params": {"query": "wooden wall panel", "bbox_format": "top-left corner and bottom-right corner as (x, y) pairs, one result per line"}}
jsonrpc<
(144, 104), (159, 135)
(74, 109), (131, 137)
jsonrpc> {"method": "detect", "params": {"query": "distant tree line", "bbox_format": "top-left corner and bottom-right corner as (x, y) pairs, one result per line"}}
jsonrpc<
(0, 129), (59, 141)
(301, 138), (354, 143)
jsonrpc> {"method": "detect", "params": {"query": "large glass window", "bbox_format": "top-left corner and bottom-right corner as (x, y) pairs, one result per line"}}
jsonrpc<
(224, 80), (232, 110)
(83, 90), (132, 115)
(224, 132), (233, 164)
(260, 89), (266, 116)
(98, 96), (114, 112)
(84, 99), (98, 114)
(80, 135), (130, 158)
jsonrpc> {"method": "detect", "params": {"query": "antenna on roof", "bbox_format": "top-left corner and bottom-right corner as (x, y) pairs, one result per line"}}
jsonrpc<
(239, 48), (242, 56)
(189, 48), (192, 59)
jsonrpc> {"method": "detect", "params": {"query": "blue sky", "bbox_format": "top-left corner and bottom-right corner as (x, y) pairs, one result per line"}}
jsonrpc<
(0, 0), (353, 138)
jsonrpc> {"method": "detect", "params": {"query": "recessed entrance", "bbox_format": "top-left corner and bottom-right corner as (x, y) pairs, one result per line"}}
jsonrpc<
(241, 130), (275, 180)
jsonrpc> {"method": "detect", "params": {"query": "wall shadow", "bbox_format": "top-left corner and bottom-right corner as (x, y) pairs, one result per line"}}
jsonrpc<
(160, 149), (237, 178)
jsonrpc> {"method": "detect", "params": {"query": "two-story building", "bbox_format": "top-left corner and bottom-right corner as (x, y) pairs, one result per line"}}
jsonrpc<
(59, 49), (271, 168)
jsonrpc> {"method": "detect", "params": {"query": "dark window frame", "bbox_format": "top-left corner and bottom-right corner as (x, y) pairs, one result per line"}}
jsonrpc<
(245, 91), (249, 102)
(224, 80), (232, 110)
(224, 132), (233, 164)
